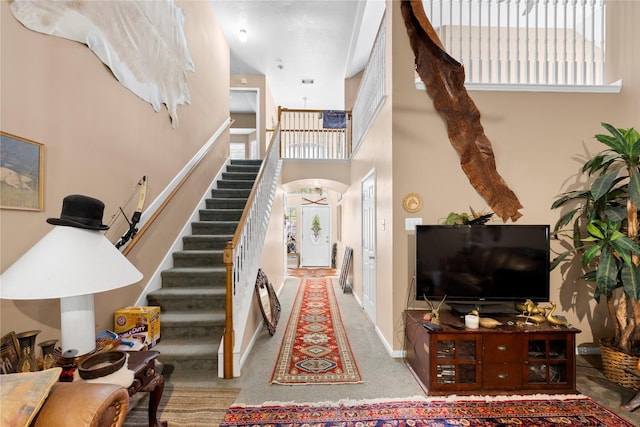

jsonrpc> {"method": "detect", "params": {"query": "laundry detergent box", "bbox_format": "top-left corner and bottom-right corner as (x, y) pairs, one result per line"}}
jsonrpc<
(114, 306), (161, 349)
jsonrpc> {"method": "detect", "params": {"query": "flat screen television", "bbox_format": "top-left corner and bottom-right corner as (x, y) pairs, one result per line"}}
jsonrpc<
(415, 224), (550, 313)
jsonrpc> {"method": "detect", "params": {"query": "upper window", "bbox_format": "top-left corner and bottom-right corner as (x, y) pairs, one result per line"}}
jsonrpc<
(418, 0), (618, 92)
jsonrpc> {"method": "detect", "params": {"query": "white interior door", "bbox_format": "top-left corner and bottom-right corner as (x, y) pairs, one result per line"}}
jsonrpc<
(301, 205), (331, 267)
(362, 171), (376, 323)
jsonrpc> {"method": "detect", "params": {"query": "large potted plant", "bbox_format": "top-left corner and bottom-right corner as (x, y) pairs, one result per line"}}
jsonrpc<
(551, 123), (640, 388)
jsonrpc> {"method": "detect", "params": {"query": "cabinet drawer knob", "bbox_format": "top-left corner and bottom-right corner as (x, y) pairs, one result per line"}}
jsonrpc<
(497, 345), (508, 351)
(498, 373), (509, 379)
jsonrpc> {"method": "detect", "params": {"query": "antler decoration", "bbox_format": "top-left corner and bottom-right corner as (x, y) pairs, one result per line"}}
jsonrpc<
(424, 295), (447, 325)
(400, 0), (523, 222)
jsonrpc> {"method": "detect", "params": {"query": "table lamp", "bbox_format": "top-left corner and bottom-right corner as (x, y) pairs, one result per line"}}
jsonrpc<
(0, 195), (143, 358)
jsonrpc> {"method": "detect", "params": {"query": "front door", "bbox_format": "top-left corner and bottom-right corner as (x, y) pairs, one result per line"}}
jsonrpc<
(362, 171), (376, 323)
(301, 205), (331, 267)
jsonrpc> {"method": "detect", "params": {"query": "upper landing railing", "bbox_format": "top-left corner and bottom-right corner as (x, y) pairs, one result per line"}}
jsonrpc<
(423, 0), (610, 88)
(278, 107), (352, 160)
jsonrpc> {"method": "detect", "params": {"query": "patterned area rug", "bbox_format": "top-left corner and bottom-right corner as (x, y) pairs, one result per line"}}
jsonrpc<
(270, 277), (362, 385)
(220, 395), (636, 426)
(123, 386), (240, 427)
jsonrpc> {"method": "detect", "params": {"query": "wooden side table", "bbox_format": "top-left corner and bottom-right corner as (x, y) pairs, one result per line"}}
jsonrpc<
(125, 350), (166, 427)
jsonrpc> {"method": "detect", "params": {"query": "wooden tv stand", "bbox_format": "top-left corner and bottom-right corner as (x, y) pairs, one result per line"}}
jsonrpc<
(404, 310), (580, 395)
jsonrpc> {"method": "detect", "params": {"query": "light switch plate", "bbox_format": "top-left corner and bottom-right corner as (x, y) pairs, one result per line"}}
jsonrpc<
(405, 217), (423, 230)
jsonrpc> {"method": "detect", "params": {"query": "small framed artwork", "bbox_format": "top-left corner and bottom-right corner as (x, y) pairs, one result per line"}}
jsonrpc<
(1, 131), (44, 211)
(1, 331), (20, 374)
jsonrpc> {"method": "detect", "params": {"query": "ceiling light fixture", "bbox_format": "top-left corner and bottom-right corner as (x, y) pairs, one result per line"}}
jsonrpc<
(239, 29), (248, 43)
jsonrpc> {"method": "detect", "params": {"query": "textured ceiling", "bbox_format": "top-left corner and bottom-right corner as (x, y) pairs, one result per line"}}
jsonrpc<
(209, 0), (386, 112)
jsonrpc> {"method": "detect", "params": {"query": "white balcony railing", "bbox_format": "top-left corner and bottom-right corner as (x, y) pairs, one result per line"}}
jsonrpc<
(423, 0), (609, 87)
(279, 108), (351, 160)
(352, 13), (386, 153)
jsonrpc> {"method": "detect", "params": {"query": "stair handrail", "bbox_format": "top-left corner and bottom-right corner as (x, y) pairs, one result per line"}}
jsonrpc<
(120, 118), (234, 257)
(223, 125), (282, 378)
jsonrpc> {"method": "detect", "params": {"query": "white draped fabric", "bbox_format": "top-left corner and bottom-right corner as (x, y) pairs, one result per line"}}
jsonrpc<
(10, 0), (195, 128)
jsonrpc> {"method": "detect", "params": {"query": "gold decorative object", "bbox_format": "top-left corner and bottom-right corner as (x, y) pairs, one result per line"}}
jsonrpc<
(544, 302), (569, 327)
(515, 299), (549, 325)
(521, 314), (547, 325)
(514, 301), (528, 313)
(470, 310), (503, 329)
(403, 193), (423, 213)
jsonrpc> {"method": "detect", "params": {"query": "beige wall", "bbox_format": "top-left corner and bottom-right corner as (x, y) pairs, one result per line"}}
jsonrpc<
(386, 0), (640, 350)
(337, 6), (395, 344)
(1, 1), (231, 341)
(231, 113), (257, 129)
(345, 70), (363, 110)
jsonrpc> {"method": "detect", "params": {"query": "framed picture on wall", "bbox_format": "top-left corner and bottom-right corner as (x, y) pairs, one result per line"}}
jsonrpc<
(0, 131), (44, 211)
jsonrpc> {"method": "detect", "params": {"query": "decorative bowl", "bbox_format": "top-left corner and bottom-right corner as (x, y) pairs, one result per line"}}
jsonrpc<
(78, 350), (126, 379)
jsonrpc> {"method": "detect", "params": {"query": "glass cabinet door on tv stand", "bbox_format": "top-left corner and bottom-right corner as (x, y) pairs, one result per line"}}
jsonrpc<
(524, 334), (574, 390)
(432, 334), (482, 392)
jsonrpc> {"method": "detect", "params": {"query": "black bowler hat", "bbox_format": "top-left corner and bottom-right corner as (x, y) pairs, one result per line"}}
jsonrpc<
(47, 195), (110, 230)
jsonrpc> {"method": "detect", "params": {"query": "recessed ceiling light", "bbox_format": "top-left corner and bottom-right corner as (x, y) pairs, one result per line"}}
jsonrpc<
(301, 79), (314, 84)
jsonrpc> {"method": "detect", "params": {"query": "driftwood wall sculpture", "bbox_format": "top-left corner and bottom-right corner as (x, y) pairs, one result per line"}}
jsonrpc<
(400, 0), (523, 222)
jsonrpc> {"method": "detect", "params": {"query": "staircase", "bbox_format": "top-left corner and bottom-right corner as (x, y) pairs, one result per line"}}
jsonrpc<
(146, 159), (262, 377)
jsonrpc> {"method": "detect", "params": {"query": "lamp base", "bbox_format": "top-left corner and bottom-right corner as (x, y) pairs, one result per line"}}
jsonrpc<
(60, 294), (97, 358)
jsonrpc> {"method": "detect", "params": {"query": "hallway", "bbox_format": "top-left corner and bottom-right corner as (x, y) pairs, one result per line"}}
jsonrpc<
(164, 273), (424, 404)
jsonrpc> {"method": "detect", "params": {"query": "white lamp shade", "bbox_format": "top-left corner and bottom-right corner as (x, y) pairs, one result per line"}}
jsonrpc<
(0, 226), (143, 299)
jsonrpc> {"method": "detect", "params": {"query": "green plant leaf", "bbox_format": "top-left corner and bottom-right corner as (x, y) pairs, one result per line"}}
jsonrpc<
(629, 167), (640, 206)
(550, 190), (592, 209)
(552, 208), (580, 233)
(590, 170), (619, 201)
(604, 205), (628, 222)
(586, 220), (606, 239)
(595, 248), (619, 298)
(609, 234), (640, 265)
(621, 264), (640, 301)
(597, 123), (628, 153)
(581, 245), (600, 266)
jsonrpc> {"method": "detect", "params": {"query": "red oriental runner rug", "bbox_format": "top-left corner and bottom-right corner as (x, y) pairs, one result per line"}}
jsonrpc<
(220, 395), (636, 426)
(270, 277), (362, 385)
